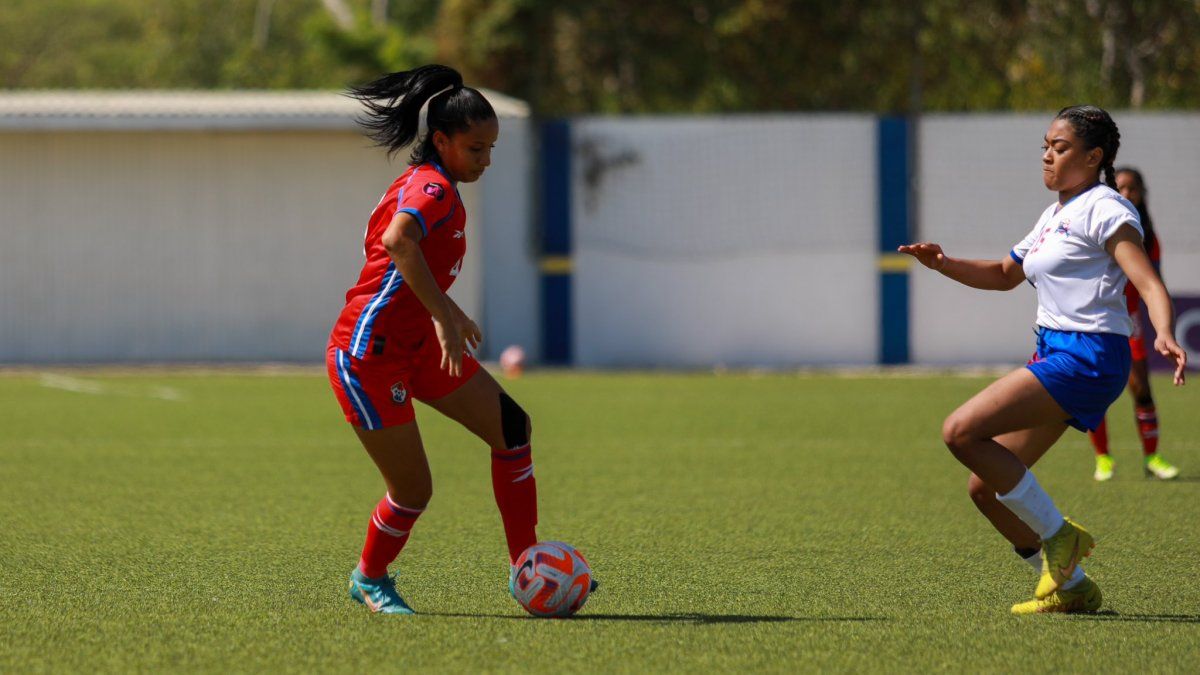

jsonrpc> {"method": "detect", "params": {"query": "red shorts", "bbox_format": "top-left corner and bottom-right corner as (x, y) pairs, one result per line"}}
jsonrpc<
(326, 325), (480, 430)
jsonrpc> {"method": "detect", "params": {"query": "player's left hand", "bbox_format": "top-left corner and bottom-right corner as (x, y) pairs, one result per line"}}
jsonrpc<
(1155, 334), (1187, 385)
(459, 315), (483, 352)
(448, 301), (483, 351)
(434, 315), (467, 377)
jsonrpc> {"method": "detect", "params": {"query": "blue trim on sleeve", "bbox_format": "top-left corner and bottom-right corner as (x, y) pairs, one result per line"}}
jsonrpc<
(1010, 249), (1024, 265)
(397, 207), (428, 238)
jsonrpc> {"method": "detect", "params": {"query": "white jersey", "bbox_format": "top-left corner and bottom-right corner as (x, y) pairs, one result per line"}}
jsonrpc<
(1011, 184), (1143, 336)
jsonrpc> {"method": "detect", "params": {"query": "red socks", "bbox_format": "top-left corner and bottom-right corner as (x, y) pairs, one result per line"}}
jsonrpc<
(1135, 405), (1159, 456)
(491, 443), (538, 563)
(357, 494), (424, 579)
(356, 444), (539, 576)
(1088, 408), (1160, 458)
(1088, 418), (1109, 456)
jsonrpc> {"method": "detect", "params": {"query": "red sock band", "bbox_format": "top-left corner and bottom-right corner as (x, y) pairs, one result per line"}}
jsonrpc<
(1135, 405), (1159, 456)
(1088, 418), (1110, 456)
(358, 494), (424, 579)
(491, 443), (538, 563)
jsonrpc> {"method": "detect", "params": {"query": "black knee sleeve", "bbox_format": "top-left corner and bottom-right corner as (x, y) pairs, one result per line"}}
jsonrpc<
(499, 392), (529, 449)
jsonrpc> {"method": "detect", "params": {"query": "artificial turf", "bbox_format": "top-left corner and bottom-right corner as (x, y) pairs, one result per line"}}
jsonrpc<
(2, 368), (1198, 672)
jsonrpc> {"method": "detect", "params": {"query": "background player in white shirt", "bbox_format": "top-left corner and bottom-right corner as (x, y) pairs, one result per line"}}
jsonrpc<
(899, 105), (1187, 615)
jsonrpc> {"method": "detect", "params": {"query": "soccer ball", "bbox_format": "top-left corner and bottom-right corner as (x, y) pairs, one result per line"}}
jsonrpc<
(499, 344), (526, 378)
(511, 541), (592, 617)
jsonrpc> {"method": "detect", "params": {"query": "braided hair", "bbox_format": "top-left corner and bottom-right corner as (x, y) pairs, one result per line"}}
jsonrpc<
(349, 64), (496, 165)
(1054, 105), (1121, 189)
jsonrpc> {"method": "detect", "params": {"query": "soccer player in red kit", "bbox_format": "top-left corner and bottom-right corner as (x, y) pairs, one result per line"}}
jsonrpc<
(1087, 168), (1181, 481)
(327, 65), (565, 614)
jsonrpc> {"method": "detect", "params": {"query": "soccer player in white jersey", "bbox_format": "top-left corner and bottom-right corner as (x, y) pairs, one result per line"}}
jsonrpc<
(899, 105), (1187, 614)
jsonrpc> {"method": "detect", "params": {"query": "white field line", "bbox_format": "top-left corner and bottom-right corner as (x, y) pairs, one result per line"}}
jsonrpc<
(38, 373), (185, 401)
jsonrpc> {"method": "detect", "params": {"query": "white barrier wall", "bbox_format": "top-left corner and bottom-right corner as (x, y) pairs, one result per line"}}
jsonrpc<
(915, 113), (1200, 365)
(0, 129), (528, 362)
(479, 117), (539, 360)
(571, 116), (879, 367)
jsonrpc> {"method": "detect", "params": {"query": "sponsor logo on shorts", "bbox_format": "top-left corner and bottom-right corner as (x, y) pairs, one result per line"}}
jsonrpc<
(423, 182), (446, 201)
(390, 382), (408, 405)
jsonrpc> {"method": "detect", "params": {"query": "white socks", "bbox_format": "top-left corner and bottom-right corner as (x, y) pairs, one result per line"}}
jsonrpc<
(1018, 548), (1086, 590)
(996, 470), (1065, 540)
(1062, 566), (1087, 590)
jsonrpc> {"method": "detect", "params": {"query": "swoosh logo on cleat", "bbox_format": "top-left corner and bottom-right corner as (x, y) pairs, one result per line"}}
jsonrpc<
(1057, 538), (1080, 579)
(357, 583), (381, 612)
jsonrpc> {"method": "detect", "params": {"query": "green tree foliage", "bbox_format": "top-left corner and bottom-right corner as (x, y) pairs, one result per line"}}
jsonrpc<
(1, 0), (1198, 114)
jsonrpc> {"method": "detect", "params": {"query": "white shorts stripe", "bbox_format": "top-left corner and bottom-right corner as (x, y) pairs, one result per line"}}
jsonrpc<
(337, 350), (376, 431)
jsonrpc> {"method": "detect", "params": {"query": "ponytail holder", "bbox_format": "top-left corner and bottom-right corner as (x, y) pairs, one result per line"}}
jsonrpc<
(417, 84), (459, 144)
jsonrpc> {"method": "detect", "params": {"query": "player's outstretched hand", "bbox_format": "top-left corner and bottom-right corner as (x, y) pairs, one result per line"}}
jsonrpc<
(435, 316), (467, 377)
(1156, 334), (1188, 386)
(898, 243), (947, 271)
(460, 316), (483, 351)
(449, 302), (483, 352)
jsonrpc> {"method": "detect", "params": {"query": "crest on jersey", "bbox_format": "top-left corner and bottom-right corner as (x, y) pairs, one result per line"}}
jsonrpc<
(390, 382), (408, 405)
(1055, 218), (1071, 235)
(423, 182), (446, 201)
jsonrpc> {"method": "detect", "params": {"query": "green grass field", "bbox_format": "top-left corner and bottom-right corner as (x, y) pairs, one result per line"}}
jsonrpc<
(2, 368), (1199, 672)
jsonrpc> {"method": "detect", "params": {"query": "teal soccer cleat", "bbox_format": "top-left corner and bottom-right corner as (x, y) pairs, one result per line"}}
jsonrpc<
(349, 569), (415, 614)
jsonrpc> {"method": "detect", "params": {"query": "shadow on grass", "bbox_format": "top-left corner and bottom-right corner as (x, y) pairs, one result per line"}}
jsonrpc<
(424, 611), (886, 624)
(1075, 611), (1200, 623)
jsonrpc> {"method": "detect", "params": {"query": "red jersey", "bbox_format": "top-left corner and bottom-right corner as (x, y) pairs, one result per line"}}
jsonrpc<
(330, 162), (466, 358)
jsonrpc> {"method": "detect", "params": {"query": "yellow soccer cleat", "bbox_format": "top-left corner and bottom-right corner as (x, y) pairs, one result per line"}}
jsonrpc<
(1144, 454), (1180, 480)
(1012, 575), (1102, 615)
(1093, 455), (1114, 481)
(1036, 517), (1095, 599)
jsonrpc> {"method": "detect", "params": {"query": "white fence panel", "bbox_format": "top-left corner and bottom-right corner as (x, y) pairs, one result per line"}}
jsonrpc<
(571, 116), (878, 367)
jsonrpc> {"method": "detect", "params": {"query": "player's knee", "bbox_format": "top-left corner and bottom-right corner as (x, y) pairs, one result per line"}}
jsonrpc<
(499, 392), (530, 449)
(941, 414), (975, 458)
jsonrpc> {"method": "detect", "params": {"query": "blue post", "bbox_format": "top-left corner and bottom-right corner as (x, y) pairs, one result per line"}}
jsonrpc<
(877, 116), (912, 365)
(539, 119), (573, 365)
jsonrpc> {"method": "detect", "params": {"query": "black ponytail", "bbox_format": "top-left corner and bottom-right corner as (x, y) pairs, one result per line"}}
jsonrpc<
(349, 64), (496, 165)
(1055, 105), (1121, 190)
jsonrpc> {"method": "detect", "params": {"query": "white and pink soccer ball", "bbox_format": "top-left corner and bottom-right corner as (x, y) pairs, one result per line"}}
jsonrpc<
(511, 541), (592, 618)
(499, 345), (526, 378)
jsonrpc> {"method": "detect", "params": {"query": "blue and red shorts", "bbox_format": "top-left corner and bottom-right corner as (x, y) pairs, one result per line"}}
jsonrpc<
(1026, 327), (1131, 433)
(327, 324), (479, 430)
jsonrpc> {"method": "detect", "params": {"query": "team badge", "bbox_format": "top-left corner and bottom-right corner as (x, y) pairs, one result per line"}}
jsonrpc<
(390, 382), (408, 404)
(423, 182), (446, 201)
(449, 259), (462, 277)
(1055, 218), (1071, 235)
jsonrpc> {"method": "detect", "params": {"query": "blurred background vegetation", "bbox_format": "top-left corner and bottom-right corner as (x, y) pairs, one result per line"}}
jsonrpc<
(2, 0), (1197, 114)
